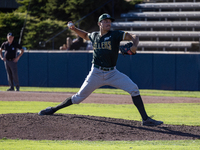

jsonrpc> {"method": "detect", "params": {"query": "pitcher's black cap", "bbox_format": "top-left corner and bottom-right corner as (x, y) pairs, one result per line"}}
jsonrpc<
(98, 13), (114, 22)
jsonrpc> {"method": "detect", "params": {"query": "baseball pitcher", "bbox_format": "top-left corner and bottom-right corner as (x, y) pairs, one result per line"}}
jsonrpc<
(39, 13), (163, 126)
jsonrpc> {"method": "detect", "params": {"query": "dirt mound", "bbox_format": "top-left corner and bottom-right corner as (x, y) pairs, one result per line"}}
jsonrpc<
(0, 113), (200, 141)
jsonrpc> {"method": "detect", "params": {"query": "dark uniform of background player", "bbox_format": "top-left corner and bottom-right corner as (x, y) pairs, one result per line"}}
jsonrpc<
(0, 32), (24, 91)
(39, 14), (163, 126)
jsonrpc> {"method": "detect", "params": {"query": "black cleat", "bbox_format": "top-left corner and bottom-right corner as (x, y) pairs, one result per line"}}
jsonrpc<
(15, 87), (20, 91)
(142, 117), (163, 126)
(38, 107), (54, 116)
(7, 88), (14, 91)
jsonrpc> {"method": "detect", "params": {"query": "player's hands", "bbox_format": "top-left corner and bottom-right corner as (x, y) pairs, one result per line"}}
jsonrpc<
(119, 42), (136, 55)
(130, 45), (137, 54)
(1, 57), (6, 61)
(13, 57), (19, 62)
(67, 21), (75, 30)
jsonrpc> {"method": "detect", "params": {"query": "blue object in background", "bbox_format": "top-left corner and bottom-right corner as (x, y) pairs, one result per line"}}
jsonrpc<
(0, 51), (200, 91)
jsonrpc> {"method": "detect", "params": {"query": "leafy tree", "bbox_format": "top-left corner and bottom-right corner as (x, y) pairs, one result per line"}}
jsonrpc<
(44, 0), (70, 21)
(0, 12), (71, 50)
(16, 0), (70, 21)
(23, 17), (70, 50)
(16, 0), (48, 20)
(0, 12), (24, 44)
(16, 0), (142, 30)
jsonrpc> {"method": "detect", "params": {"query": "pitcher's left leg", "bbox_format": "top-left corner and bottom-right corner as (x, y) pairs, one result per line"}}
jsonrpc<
(107, 69), (163, 126)
(108, 70), (148, 120)
(106, 69), (139, 96)
(105, 70), (146, 119)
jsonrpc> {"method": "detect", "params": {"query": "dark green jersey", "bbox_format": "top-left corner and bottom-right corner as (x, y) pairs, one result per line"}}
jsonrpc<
(88, 30), (125, 67)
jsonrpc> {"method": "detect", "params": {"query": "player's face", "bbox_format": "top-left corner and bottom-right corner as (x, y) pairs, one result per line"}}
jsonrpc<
(7, 36), (14, 43)
(99, 19), (112, 31)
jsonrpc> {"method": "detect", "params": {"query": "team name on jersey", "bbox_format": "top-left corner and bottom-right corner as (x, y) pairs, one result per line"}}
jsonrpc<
(93, 41), (111, 50)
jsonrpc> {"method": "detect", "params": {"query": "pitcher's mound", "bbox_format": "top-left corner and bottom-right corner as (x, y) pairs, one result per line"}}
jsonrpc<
(0, 113), (200, 141)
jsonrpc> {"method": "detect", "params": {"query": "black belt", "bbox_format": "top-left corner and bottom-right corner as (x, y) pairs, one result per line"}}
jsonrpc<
(94, 64), (114, 71)
(7, 59), (13, 61)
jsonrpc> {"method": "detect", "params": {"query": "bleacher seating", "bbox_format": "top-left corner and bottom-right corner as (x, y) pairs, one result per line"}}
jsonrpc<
(120, 41), (199, 51)
(121, 12), (200, 21)
(112, 21), (200, 30)
(113, 0), (200, 51)
(143, 0), (200, 2)
(135, 2), (200, 9)
(127, 31), (200, 38)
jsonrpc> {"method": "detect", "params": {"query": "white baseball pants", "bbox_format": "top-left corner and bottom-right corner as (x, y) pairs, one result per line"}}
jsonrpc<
(71, 64), (140, 104)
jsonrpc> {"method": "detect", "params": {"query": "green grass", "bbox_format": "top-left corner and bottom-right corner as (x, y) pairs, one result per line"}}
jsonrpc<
(0, 86), (200, 149)
(0, 101), (200, 126)
(0, 86), (200, 98)
(0, 139), (200, 150)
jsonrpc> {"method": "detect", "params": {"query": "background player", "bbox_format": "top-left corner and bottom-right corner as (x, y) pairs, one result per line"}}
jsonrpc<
(39, 13), (163, 126)
(0, 32), (24, 91)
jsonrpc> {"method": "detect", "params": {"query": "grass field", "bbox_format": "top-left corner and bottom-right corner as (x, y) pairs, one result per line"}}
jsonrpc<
(0, 86), (200, 149)
(0, 101), (200, 126)
(1, 86), (200, 98)
(0, 139), (200, 150)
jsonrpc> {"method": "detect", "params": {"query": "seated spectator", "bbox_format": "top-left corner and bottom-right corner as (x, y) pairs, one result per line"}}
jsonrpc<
(70, 35), (87, 50)
(59, 35), (87, 50)
(59, 44), (67, 50)
(86, 41), (93, 50)
(66, 37), (72, 50)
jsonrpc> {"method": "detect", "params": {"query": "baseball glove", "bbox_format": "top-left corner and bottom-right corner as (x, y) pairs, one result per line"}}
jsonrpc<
(119, 42), (136, 55)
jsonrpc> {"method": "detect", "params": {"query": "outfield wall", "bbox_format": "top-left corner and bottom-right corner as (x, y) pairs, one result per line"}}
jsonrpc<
(0, 51), (200, 91)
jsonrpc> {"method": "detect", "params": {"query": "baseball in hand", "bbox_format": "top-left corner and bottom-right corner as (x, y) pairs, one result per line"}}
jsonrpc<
(68, 23), (74, 27)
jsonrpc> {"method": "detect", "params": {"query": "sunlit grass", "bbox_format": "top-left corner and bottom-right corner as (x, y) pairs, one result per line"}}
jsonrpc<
(0, 86), (200, 98)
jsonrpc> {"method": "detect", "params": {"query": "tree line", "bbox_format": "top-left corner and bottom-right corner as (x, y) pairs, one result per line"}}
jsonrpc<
(0, 0), (141, 50)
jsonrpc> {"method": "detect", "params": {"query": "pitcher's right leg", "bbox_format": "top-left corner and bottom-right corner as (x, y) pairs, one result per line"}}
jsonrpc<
(38, 66), (104, 115)
(71, 67), (104, 104)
